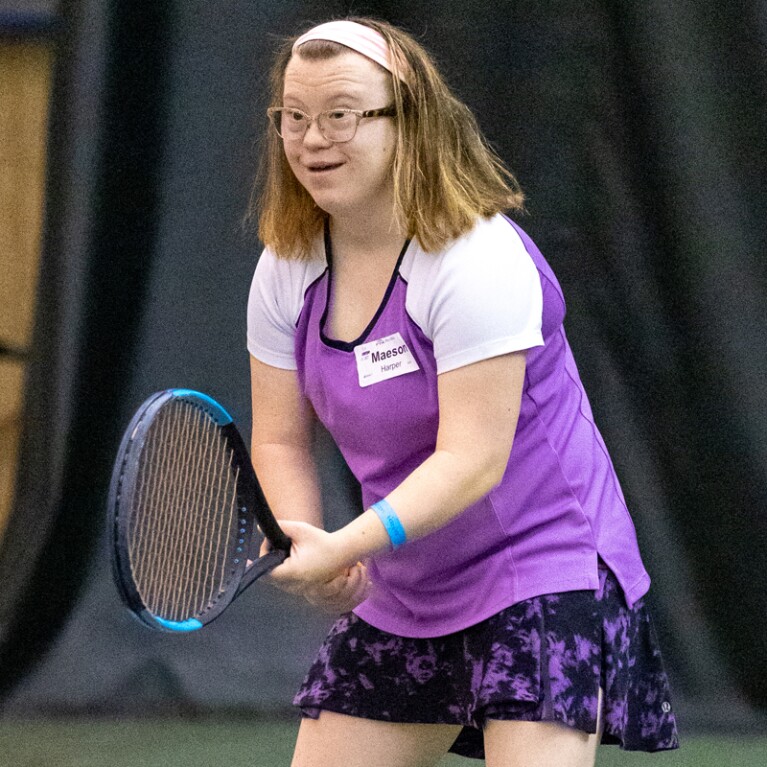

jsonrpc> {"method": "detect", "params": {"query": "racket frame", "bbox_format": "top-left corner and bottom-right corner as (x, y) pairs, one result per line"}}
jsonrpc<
(108, 389), (288, 632)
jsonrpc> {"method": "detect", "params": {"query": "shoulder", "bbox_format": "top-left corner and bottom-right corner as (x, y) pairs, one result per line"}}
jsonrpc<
(401, 214), (541, 316)
(401, 215), (545, 372)
(254, 244), (326, 292)
(402, 214), (535, 285)
(452, 212), (531, 256)
(247, 242), (327, 368)
(250, 243), (326, 318)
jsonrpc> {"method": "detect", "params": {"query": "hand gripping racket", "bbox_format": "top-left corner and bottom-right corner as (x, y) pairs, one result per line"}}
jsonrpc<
(108, 389), (291, 632)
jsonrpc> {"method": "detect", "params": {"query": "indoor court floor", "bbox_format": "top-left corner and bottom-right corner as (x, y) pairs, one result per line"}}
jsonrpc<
(1, 718), (765, 767)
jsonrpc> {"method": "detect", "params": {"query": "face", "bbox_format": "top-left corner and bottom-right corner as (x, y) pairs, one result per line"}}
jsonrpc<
(281, 50), (397, 222)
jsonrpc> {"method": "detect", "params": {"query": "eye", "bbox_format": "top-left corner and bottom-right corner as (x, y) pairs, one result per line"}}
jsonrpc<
(287, 110), (307, 122)
(326, 110), (351, 121)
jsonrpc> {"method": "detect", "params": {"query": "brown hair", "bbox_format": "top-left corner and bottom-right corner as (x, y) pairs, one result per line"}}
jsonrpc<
(250, 17), (524, 259)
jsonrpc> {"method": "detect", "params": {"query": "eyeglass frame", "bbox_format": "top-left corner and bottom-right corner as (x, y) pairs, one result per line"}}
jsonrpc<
(266, 105), (397, 143)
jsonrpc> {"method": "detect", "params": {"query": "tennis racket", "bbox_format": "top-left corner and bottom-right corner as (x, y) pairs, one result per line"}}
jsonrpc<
(108, 388), (291, 632)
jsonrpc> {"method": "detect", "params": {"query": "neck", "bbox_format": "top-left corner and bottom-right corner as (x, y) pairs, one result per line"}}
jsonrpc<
(328, 207), (405, 259)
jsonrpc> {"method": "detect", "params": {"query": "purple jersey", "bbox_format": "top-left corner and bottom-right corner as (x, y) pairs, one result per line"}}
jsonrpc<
(248, 214), (650, 637)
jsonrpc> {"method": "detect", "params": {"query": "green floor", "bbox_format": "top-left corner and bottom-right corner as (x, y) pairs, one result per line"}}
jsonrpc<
(0, 719), (764, 767)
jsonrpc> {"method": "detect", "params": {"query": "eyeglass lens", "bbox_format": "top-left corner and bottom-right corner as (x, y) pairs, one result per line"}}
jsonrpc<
(273, 110), (358, 142)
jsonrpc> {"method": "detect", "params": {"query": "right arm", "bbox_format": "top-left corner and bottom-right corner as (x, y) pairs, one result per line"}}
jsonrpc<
(249, 354), (322, 528)
(250, 354), (370, 610)
(247, 249), (368, 610)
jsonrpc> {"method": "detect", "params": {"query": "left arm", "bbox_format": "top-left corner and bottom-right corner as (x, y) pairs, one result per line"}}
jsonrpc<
(275, 350), (526, 582)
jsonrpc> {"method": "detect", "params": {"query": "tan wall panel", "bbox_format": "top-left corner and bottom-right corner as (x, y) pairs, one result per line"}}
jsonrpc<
(0, 359), (24, 540)
(0, 42), (52, 348)
(0, 40), (53, 540)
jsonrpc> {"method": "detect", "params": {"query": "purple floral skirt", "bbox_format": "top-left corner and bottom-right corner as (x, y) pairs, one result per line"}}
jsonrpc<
(294, 565), (679, 759)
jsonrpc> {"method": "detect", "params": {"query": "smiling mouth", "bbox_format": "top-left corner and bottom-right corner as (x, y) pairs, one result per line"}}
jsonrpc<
(306, 162), (344, 173)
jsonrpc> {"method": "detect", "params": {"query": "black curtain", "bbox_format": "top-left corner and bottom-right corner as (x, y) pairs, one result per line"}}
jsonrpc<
(0, 0), (172, 699)
(371, 0), (767, 712)
(1, 0), (764, 728)
(606, 2), (767, 706)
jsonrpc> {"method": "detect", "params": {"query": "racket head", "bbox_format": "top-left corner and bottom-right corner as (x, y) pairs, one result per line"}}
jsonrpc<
(108, 389), (280, 632)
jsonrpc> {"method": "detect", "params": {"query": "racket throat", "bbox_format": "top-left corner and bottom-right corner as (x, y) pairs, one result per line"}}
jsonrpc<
(235, 548), (288, 597)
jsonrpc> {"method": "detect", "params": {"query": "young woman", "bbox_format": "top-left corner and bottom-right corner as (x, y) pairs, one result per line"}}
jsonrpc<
(247, 17), (679, 767)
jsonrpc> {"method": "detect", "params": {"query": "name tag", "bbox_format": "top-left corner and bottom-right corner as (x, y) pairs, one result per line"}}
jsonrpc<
(354, 332), (420, 387)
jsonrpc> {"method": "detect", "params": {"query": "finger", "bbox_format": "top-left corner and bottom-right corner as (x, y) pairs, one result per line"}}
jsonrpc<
(345, 565), (372, 601)
(304, 573), (347, 601)
(306, 567), (371, 611)
(305, 590), (354, 611)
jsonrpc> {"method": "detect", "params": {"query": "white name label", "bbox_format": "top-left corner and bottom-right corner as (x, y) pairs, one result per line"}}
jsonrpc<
(354, 332), (420, 387)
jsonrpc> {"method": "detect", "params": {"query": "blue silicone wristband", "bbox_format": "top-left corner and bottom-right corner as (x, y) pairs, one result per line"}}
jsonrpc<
(370, 499), (407, 549)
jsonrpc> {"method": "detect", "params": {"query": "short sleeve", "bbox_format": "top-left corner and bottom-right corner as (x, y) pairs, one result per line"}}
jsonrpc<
(246, 248), (302, 369)
(404, 216), (544, 374)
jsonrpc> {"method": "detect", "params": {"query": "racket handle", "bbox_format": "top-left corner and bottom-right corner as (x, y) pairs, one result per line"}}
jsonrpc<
(260, 517), (292, 555)
(236, 548), (288, 597)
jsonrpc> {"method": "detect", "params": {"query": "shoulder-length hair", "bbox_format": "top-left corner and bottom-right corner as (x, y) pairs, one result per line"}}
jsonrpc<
(250, 16), (525, 259)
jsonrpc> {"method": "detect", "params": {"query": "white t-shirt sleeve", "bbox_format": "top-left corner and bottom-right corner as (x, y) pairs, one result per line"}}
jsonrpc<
(405, 216), (544, 374)
(246, 248), (310, 370)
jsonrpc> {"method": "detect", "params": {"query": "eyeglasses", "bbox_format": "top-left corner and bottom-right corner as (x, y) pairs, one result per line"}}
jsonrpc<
(267, 106), (396, 143)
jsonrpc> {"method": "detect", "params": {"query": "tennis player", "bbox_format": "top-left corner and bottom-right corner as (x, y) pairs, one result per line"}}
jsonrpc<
(247, 17), (679, 766)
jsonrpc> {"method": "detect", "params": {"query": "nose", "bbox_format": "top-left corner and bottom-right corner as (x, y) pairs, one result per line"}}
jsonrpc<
(302, 118), (332, 148)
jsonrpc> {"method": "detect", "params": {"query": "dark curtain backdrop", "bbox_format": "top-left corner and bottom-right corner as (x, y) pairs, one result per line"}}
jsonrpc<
(1, 0), (765, 733)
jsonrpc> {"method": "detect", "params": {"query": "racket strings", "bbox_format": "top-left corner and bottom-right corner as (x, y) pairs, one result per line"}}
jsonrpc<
(128, 400), (240, 622)
(154, 405), (208, 617)
(142, 404), (237, 621)
(165, 405), (215, 615)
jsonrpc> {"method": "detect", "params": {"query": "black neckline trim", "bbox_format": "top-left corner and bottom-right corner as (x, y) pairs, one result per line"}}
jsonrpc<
(319, 219), (411, 352)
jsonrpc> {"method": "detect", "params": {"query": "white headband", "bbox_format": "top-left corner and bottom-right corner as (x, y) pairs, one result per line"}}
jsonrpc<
(293, 20), (399, 78)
